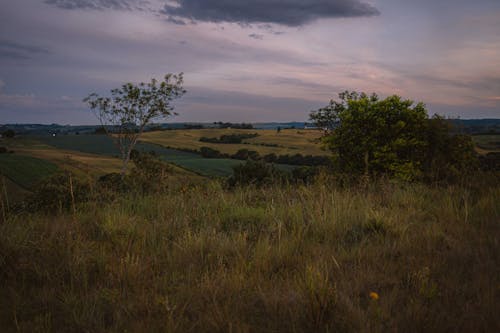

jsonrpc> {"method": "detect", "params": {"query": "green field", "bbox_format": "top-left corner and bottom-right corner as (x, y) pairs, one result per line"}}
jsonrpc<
(473, 134), (500, 153)
(0, 154), (59, 189)
(31, 135), (298, 177)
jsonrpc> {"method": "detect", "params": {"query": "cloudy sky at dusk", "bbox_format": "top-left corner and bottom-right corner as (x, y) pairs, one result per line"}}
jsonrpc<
(1, 0), (499, 124)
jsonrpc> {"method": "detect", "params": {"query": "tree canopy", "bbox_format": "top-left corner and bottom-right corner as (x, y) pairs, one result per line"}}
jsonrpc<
(310, 91), (477, 182)
(84, 73), (185, 175)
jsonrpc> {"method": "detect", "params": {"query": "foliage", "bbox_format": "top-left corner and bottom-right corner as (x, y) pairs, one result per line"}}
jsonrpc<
(227, 159), (284, 187)
(84, 73), (186, 175)
(199, 133), (259, 144)
(199, 146), (224, 158)
(479, 152), (500, 171)
(232, 148), (260, 161)
(311, 91), (478, 181)
(129, 150), (173, 193)
(214, 121), (254, 129)
(25, 172), (92, 213)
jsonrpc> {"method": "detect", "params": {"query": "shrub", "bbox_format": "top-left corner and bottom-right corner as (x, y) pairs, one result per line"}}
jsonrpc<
(231, 149), (260, 161)
(200, 146), (223, 158)
(129, 150), (173, 193)
(26, 172), (92, 213)
(227, 160), (284, 187)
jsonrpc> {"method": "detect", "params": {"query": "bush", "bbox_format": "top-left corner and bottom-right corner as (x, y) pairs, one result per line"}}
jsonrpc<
(129, 150), (173, 193)
(26, 172), (92, 212)
(200, 146), (224, 158)
(227, 160), (285, 187)
(231, 149), (260, 161)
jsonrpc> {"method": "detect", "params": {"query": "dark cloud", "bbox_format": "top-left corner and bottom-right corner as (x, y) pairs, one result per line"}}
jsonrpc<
(0, 40), (49, 60)
(161, 0), (380, 27)
(44, 0), (149, 11)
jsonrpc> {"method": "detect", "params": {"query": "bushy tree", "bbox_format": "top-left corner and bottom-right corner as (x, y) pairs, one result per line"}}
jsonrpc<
(310, 91), (477, 181)
(84, 73), (186, 176)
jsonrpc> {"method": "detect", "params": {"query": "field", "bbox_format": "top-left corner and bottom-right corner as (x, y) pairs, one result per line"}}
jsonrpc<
(0, 180), (498, 331)
(473, 134), (500, 153)
(28, 135), (245, 177)
(0, 154), (59, 189)
(140, 128), (326, 156)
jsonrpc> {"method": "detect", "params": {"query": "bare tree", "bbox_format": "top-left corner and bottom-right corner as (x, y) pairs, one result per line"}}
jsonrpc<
(84, 73), (186, 176)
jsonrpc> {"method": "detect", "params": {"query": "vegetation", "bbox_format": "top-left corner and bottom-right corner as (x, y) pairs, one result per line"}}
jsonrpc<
(1, 92), (498, 331)
(84, 73), (186, 175)
(311, 91), (478, 182)
(0, 175), (498, 331)
(140, 128), (325, 156)
(200, 133), (259, 144)
(32, 135), (243, 177)
(214, 121), (254, 129)
(0, 154), (58, 189)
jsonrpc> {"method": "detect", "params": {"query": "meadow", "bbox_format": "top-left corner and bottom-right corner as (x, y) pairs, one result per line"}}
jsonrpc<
(0, 129), (499, 332)
(0, 178), (498, 332)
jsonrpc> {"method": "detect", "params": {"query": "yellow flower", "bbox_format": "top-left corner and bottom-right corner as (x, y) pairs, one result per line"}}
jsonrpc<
(369, 291), (379, 300)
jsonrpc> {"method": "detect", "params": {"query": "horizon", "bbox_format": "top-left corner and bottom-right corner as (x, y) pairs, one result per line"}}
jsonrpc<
(1, 0), (500, 123)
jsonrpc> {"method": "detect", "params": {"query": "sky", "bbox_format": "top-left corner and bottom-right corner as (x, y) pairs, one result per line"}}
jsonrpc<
(0, 0), (499, 124)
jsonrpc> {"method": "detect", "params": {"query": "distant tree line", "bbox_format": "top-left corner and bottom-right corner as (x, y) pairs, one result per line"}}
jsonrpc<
(214, 122), (254, 129)
(199, 133), (259, 144)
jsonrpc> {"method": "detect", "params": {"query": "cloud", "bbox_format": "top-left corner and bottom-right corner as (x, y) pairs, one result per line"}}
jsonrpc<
(248, 33), (264, 40)
(161, 0), (380, 27)
(175, 86), (326, 122)
(44, 0), (150, 11)
(0, 40), (49, 60)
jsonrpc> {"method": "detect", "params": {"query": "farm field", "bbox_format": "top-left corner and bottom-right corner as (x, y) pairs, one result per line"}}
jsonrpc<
(140, 128), (327, 156)
(0, 153), (59, 189)
(29, 135), (242, 177)
(29, 135), (300, 176)
(473, 134), (500, 153)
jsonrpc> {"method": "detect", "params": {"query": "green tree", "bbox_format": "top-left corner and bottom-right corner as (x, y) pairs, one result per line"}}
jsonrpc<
(84, 73), (186, 176)
(310, 91), (477, 181)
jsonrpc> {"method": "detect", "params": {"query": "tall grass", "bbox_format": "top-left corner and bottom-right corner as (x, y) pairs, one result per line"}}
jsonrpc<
(0, 180), (499, 332)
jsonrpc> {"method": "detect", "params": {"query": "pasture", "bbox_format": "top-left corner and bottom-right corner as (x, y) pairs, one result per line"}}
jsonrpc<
(140, 128), (327, 156)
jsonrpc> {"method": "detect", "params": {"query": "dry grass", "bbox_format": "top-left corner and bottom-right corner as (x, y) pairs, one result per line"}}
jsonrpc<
(141, 129), (326, 156)
(1, 179), (499, 332)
